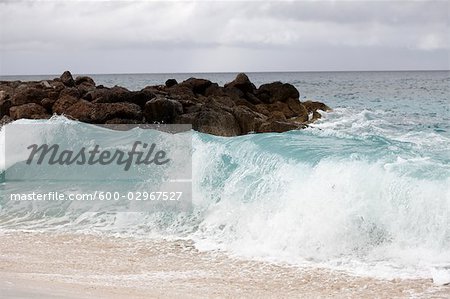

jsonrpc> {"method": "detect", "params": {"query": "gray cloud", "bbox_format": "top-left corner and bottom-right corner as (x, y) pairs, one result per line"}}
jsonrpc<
(0, 0), (448, 75)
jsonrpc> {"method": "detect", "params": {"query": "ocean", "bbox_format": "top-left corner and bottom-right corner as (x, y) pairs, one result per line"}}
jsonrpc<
(0, 71), (449, 282)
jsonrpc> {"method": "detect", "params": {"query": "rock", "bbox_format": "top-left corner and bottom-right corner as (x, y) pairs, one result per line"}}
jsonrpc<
(41, 81), (52, 88)
(129, 90), (155, 107)
(0, 99), (12, 118)
(268, 111), (287, 122)
(0, 71), (331, 136)
(9, 103), (50, 120)
(75, 76), (95, 86)
(257, 121), (300, 133)
(52, 95), (79, 114)
(269, 101), (295, 119)
(92, 86), (132, 104)
(311, 111), (322, 122)
(64, 100), (94, 122)
(256, 82), (299, 103)
(302, 100), (331, 113)
(0, 115), (13, 126)
(40, 98), (57, 111)
(91, 102), (142, 123)
(165, 79), (178, 88)
(225, 73), (255, 94)
(286, 98), (304, 115)
(232, 105), (263, 134)
(194, 107), (241, 136)
(144, 98), (183, 123)
(180, 78), (212, 95)
(60, 71), (75, 87)
(11, 87), (47, 106)
(59, 87), (81, 99)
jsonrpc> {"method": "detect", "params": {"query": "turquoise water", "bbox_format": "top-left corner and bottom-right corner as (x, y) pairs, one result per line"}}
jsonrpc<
(0, 71), (449, 280)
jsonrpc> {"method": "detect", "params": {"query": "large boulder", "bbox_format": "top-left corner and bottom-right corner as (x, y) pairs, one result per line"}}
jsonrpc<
(256, 82), (299, 103)
(9, 103), (50, 120)
(144, 98), (183, 123)
(60, 71), (75, 87)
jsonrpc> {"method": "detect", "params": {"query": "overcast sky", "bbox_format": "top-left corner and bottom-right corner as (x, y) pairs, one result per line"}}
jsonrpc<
(0, 0), (448, 75)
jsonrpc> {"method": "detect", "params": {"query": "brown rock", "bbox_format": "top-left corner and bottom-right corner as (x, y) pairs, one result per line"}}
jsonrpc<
(224, 73), (255, 94)
(40, 98), (57, 111)
(75, 76), (95, 86)
(52, 96), (79, 114)
(256, 82), (299, 103)
(302, 100), (331, 113)
(11, 87), (47, 106)
(91, 102), (142, 123)
(64, 100), (95, 122)
(9, 103), (50, 120)
(232, 105), (263, 134)
(144, 98), (183, 123)
(269, 101), (295, 119)
(194, 107), (241, 136)
(60, 71), (75, 87)
(257, 121), (300, 133)
(180, 78), (212, 95)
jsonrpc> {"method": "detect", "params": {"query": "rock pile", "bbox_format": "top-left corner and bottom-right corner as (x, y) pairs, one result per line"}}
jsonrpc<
(0, 71), (331, 136)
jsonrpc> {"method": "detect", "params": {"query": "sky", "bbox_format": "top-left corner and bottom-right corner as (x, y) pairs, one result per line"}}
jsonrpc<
(0, 0), (449, 75)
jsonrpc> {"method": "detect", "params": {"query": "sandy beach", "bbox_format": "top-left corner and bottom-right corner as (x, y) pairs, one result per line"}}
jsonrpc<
(0, 232), (447, 299)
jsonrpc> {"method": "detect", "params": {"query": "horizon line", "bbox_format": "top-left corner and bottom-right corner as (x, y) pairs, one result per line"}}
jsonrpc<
(1, 69), (449, 77)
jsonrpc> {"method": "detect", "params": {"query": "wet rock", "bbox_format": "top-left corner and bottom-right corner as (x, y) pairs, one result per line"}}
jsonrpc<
(302, 100), (331, 113)
(257, 121), (300, 133)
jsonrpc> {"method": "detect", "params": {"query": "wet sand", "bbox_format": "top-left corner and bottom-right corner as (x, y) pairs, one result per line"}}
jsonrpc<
(0, 232), (447, 298)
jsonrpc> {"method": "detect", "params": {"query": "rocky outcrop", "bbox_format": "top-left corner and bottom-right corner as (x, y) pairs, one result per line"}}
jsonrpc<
(0, 71), (331, 136)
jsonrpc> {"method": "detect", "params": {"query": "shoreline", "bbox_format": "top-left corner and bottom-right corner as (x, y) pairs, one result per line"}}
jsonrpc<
(0, 232), (447, 298)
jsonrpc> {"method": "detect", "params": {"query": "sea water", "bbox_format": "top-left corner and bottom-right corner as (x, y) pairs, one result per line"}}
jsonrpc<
(0, 71), (449, 281)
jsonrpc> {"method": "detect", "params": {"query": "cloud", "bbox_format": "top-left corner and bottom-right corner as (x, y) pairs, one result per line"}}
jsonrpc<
(0, 0), (448, 74)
